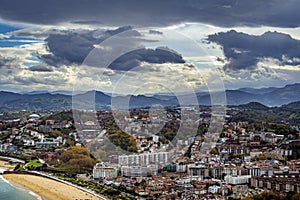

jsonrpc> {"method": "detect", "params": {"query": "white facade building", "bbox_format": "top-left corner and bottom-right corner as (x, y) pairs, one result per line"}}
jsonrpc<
(119, 152), (170, 166)
(121, 165), (158, 177)
(93, 163), (117, 179)
(225, 175), (251, 185)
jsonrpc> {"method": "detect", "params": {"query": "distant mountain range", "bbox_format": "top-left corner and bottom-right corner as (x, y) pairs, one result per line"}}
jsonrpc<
(2, 83), (300, 111)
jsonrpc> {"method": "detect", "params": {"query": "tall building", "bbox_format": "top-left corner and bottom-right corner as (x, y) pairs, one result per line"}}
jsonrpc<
(121, 165), (158, 177)
(93, 163), (117, 179)
(187, 164), (209, 180)
(118, 152), (171, 166)
(225, 175), (251, 185)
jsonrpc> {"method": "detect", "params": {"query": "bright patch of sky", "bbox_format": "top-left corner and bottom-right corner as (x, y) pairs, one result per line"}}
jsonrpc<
(0, 22), (43, 47)
(23, 56), (43, 67)
(0, 36), (42, 47)
(0, 23), (22, 33)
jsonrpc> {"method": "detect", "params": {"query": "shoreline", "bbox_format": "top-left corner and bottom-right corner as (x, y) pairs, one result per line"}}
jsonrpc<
(0, 175), (42, 200)
(0, 158), (107, 200)
(3, 173), (104, 200)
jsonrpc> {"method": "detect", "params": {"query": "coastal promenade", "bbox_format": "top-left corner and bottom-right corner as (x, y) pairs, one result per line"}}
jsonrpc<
(0, 156), (25, 165)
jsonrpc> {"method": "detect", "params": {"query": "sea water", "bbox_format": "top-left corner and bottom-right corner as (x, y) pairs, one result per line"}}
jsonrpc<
(0, 175), (41, 200)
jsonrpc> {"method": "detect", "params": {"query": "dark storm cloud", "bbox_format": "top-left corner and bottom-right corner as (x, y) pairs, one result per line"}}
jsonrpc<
(28, 65), (53, 72)
(41, 26), (185, 69)
(109, 48), (185, 71)
(207, 30), (300, 70)
(149, 30), (163, 35)
(1, 0), (300, 28)
(40, 26), (135, 66)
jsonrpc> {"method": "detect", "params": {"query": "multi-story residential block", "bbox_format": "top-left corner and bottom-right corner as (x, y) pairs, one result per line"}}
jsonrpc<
(210, 166), (224, 179)
(93, 162), (117, 179)
(251, 174), (300, 193)
(118, 152), (170, 166)
(225, 175), (251, 185)
(187, 164), (209, 180)
(121, 165), (158, 177)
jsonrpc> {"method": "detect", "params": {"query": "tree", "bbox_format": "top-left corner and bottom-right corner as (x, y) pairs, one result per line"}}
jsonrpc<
(108, 130), (137, 152)
(286, 191), (296, 200)
(210, 147), (219, 155)
(59, 146), (96, 173)
(251, 191), (283, 200)
(51, 129), (62, 137)
(292, 193), (300, 200)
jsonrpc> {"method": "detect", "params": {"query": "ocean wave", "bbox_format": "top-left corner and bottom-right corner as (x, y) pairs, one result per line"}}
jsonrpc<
(0, 175), (11, 184)
(29, 191), (43, 200)
(0, 167), (7, 174)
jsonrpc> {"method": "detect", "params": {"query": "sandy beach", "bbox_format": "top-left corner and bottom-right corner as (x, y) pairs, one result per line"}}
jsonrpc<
(3, 174), (104, 200)
(0, 160), (17, 171)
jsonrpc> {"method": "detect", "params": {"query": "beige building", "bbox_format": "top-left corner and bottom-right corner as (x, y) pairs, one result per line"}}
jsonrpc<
(93, 163), (117, 179)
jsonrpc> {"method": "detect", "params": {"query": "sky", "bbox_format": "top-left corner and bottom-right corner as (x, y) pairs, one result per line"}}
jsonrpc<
(1, 0), (300, 94)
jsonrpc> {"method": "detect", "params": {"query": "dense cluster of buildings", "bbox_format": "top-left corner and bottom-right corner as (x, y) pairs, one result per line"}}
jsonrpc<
(1, 109), (300, 199)
(91, 114), (300, 199)
(0, 113), (78, 162)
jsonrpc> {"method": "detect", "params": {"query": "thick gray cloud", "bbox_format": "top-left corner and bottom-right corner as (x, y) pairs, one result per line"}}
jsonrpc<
(109, 48), (185, 71)
(41, 26), (185, 69)
(40, 26), (134, 66)
(1, 0), (300, 28)
(207, 30), (300, 70)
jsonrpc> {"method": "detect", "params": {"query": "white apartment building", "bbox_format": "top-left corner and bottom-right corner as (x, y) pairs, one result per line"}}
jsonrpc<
(118, 152), (170, 166)
(121, 165), (158, 177)
(93, 163), (117, 179)
(225, 175), (251, 185)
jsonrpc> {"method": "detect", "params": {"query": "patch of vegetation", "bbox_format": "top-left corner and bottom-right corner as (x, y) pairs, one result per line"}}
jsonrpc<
(43, 110), (74, 122)
(228, 104), (300, 125)
(108, 130), (137, 152)
(57, 146), (97, 173)
(25, 160), (43, 168)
